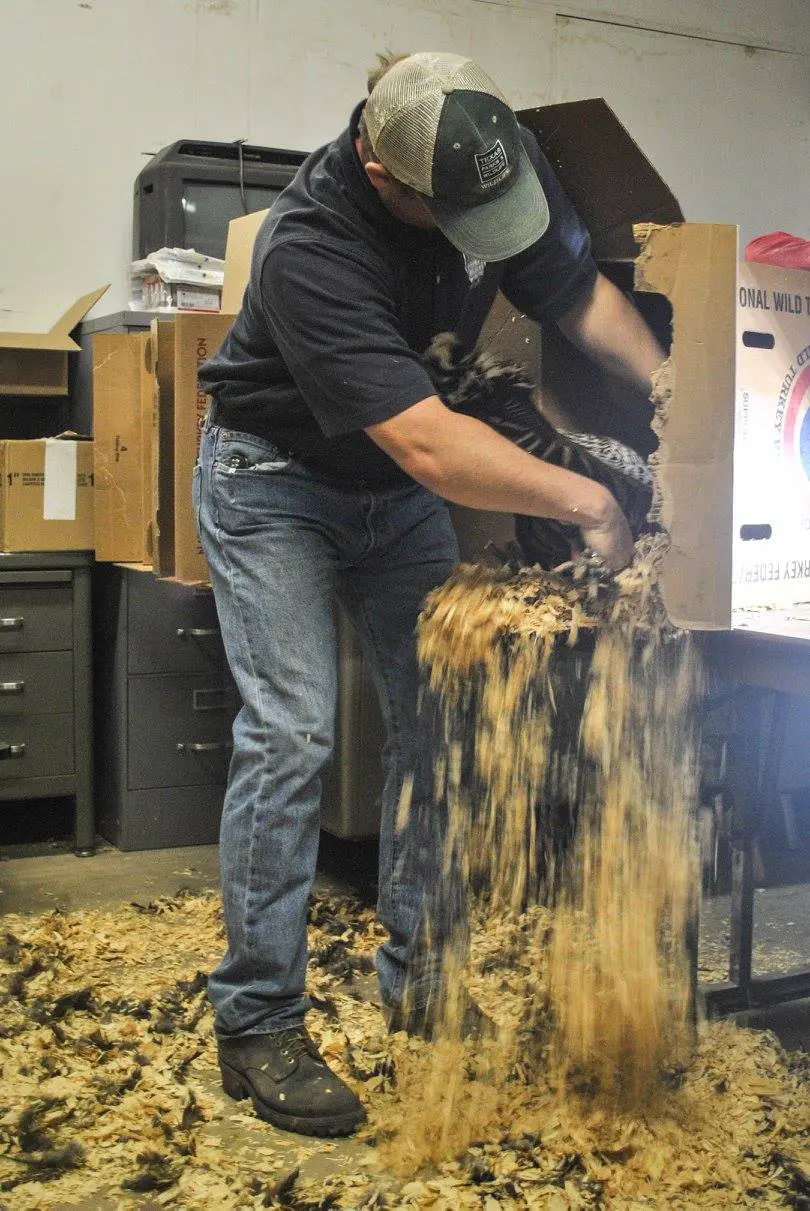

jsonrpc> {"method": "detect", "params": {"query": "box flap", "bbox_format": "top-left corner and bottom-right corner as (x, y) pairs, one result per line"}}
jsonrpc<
(0, 285), (110, 352)
(222, 211), (269, 313)
(516, 99), (683, 261)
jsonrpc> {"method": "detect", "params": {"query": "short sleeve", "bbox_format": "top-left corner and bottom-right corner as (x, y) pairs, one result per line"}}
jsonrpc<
(258, 239), (436, 437)
(501, 130), (598, 323)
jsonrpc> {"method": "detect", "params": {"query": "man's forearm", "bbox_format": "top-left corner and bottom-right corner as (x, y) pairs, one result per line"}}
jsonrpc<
(367, 396), (635, 569)
(557, 271), (665, 396)
(368, 398), (615, 526)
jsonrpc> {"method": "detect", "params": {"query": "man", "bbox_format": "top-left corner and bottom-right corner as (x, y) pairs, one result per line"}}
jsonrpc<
(195, 51), (664, 1139)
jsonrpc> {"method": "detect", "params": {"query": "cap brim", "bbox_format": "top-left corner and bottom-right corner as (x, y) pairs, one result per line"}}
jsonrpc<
(423, 144), (550, 262)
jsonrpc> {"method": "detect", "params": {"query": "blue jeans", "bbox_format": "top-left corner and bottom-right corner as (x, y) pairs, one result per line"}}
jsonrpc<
(194, 420), (459, 1037)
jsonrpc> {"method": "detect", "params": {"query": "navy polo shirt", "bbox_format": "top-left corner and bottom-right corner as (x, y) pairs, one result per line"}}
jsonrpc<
(200, 102), (597, 488)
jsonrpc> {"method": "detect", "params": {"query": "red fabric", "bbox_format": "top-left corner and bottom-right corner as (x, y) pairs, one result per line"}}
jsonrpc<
(745, 231), (810, 270)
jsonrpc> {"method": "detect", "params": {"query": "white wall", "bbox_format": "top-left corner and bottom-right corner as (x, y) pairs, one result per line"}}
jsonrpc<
(550, 15), (810, 246)
(1, 0), (807, 331)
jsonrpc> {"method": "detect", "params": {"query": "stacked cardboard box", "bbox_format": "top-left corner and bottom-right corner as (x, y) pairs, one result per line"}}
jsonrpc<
(92, 312), (231, 582)
(93, 332), (153, 565)
(0, 436), (95, 551)
(0, 286), (108, 397)
(0, 290), (107, 553)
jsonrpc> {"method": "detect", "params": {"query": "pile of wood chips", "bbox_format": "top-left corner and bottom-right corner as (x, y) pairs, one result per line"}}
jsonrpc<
(1, 889), (810, 1208)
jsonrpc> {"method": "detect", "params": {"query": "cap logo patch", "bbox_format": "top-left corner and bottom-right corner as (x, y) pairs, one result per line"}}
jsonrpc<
(474, 139), (509, 189)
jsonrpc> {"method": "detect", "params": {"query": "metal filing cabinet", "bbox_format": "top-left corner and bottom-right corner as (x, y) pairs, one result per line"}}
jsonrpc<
(93, 565), (239, 850)
(0, 551), (94, 854)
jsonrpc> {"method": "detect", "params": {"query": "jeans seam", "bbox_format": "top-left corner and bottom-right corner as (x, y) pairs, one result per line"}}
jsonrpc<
(362, 490), (376, 558)
(208, 435), (275, 990)
(337, 578), (406, 1006)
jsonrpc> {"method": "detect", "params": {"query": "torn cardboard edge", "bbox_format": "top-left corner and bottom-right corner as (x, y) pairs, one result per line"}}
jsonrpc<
(0, 285), (109, 396)
(632, 221), (738, 631)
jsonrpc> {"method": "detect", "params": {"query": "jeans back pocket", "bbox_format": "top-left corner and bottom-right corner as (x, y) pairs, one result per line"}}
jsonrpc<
(214, 431), (292, 476)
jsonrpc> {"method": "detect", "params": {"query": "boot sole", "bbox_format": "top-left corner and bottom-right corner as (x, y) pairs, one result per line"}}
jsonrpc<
(219, 1061), (365, 1138)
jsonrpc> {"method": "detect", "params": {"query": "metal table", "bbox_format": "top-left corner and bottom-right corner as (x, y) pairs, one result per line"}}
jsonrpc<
(699, 605), (810, 1015)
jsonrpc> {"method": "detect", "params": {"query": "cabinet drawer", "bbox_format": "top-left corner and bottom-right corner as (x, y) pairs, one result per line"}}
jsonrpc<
(0, 584), (72, 653)
(0, 714), (74, 781)
(127, 573), (225, 676)
(128, 674), (238, 789)
(0, 651), (73, 714)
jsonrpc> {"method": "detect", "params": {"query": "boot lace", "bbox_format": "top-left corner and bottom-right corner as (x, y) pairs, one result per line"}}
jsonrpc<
(278, 1027), (321, 1063)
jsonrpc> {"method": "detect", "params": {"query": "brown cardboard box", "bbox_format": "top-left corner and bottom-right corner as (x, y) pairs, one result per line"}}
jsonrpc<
(0, 287), (108, 395)
(733, 261), (810, 610)
(0, 437), (94, 551)
(632, 221), (738, 629)
(221, 211), (267, 314)
(139, 331), (155, 566)
(151, 319), (176, 578)
(93, 333), (152, 563)
(172, 313), (233, 583)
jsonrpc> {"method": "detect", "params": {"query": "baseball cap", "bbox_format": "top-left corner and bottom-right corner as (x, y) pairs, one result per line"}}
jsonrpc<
(363, 51), (550, 262)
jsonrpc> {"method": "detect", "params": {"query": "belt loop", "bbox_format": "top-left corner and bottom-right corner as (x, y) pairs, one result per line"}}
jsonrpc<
(202, 402), (219, 435)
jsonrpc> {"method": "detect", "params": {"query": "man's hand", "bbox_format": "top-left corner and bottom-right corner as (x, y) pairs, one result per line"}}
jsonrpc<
(579, 497), (634, 572)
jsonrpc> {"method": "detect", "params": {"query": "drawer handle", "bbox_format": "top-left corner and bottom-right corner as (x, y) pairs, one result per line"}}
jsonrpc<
(193, 688), (228, 711)
(176, 627), (219, 640)
(0, 681), (24, 694)
(0, 618), (23, 632)
(176, 741), (233, 754)
(0, 742), (26, 760)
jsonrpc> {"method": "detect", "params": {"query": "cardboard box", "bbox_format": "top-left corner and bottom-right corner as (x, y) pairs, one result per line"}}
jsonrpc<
(510, 102), (810, 629)
(0, 437), (94, 551)
(151, 318), (176, 578)
(631, 221), (738, 628)
(0, 286), (108, 395)
(733, 261), (810, 609)
(145, 312), (231, 584)
(171, 312), (233, 583)
(93, 333), (153, 564)
(139, 331), (155, 565)
(221, 211), (267, 314)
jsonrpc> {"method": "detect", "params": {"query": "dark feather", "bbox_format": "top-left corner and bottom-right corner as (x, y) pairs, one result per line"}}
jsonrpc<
(423, 334), (654, 569)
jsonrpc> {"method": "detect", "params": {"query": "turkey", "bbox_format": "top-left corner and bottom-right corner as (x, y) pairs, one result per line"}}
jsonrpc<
(423, 332), (654, 570)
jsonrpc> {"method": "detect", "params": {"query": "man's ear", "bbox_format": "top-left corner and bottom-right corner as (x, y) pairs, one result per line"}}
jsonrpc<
(363, 160), (391, 195)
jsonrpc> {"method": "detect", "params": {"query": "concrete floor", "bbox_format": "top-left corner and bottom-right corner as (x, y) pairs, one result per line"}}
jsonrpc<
(3, 839), (810, 1047)
(2, 838), (810, 1208)
(0, 839), (376, 1209)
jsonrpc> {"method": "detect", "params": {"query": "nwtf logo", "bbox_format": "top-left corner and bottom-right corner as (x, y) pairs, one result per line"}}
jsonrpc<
(775, 342), (810, 488)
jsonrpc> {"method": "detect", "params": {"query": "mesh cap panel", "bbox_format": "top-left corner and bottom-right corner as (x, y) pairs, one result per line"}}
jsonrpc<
(374, 95), (443, 193)
(365, 52), (510, 195)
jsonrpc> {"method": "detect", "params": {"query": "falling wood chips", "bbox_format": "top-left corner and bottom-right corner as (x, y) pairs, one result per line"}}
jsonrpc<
(0, 887), (809, 1208)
